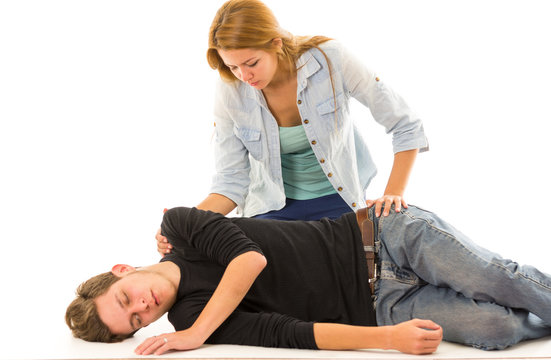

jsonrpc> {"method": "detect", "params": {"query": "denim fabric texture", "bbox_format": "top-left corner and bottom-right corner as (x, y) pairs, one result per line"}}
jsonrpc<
(371, 205), (551, 350)
(210, 41), (429, 217)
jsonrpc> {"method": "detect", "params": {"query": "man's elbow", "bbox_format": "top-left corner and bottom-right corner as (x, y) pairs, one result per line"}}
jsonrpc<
(251, 251), (267, 273)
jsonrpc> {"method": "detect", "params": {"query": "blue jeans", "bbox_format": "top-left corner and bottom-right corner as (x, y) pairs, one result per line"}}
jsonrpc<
(371, 205), (551, 350)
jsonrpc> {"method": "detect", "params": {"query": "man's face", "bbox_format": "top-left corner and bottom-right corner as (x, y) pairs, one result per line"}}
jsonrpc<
(95, 268), (177, 335)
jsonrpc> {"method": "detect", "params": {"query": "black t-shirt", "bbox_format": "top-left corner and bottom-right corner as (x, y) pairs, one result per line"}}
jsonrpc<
(160, 207), (375, 349)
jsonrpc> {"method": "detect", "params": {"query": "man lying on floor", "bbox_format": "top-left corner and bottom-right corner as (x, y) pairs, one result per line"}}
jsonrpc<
(66, 205), (551, 355)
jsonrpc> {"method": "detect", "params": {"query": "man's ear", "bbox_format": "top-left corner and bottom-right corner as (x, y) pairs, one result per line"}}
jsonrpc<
(111, 264), (136, 277)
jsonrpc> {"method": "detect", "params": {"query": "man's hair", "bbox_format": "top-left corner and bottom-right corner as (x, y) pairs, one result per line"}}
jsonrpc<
(65, 271), (136, 343)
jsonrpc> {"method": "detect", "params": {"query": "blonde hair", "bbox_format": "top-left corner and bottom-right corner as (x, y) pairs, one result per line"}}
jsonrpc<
(207, 0), (333, 82)
(66, 271), (136, 343)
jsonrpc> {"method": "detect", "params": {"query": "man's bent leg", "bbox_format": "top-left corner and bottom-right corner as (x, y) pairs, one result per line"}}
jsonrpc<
(374, 205), (551, 325)
(375, 278), (551, 350)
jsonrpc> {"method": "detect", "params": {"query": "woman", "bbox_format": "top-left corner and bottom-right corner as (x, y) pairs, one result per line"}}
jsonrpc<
(157, 0), (428, 255)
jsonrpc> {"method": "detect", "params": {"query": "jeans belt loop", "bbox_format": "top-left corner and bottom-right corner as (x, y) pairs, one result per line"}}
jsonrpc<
(356, 208), (377, 294)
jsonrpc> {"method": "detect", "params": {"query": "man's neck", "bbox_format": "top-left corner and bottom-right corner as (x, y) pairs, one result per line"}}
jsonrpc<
(141, 261), (181, 290)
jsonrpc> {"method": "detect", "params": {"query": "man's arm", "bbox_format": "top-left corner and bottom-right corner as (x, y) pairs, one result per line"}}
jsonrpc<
(161, 207), (263, 265)
(314, 320), (442, 355)
(186, 251), (267, 342)
(135, 250), (267, 355)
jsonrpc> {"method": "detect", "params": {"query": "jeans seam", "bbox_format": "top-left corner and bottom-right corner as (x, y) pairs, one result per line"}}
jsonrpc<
(402, 209), (551, 292)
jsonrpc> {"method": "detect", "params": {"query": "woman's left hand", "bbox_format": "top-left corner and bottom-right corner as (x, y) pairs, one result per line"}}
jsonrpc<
(134, 329), (205, 356)
(366, 195), (408, 217)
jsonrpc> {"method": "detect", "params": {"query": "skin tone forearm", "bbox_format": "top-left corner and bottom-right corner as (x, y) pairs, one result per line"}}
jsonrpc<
(196, 193), (237, 215)
(135, 251), (267, 355)
(314, 319), (442, 355)
(187, 251), (266, 339)
(156, 193), (237, 256)
(367, 149), (418, 217)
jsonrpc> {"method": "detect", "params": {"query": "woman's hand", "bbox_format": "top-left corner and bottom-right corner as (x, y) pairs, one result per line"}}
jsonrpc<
(387, 319), (442, 355)
(134, 329), (205, 356)
(366, 195), (408, 217)
(156, 228), (172, 256)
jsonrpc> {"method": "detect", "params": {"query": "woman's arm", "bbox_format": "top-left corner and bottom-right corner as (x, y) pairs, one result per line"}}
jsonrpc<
(196, 193), (237, 215)
(135, 250), (267, 355)
(314, 319), (442, 355)
(367, 149), (418, 217)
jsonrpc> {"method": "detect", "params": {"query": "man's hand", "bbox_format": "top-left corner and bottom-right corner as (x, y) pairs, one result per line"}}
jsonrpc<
(134, 329), (205, 356)
(387, 319), (442, 355)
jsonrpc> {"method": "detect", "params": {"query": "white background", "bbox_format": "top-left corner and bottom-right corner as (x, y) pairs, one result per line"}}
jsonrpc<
(1, 1), (550, 358)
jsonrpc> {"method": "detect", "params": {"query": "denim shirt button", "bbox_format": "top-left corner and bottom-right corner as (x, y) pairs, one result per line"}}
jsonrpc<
(311, 140), (317, 145)
(327, 172), (333, 177)
(304, 119), (309, 124)
(297, 99), (302, 105)
(352, 202), (357, 207)
(320, 158), (325, 164)
(337, 187), (343, 191)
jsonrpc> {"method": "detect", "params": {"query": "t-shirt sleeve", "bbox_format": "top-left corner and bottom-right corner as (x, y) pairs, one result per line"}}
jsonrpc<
(160, 207), (263, 266)
(208, 311), (317, 349)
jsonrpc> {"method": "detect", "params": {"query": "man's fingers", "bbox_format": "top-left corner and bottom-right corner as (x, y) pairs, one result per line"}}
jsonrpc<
(154, 343), (170, 356)
(413, 318), (441, 330)
(139, 336), (167, 355)
(135, 336), (156, 354)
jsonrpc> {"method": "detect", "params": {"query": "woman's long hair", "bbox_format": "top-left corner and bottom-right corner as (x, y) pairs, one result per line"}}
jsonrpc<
(207, 0), (333, 82)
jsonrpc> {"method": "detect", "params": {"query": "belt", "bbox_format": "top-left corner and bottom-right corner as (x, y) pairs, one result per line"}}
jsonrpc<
(356, 208), (377, 294)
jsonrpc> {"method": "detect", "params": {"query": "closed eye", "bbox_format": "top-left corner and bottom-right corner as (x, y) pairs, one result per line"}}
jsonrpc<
(133, 314), (142, 329)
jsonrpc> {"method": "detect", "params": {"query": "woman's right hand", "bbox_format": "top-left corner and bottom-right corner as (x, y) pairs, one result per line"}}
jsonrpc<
(156, 228), (172, 256)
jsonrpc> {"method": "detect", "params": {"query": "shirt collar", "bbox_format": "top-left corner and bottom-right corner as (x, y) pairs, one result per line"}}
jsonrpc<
(296, 49), (322, 83)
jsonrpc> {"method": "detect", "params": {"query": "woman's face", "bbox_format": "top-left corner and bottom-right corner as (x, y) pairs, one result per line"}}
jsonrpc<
(217, 48), (279, 90)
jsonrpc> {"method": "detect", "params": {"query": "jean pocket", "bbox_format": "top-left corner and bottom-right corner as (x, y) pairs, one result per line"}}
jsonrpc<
(380, 261), (427, 286)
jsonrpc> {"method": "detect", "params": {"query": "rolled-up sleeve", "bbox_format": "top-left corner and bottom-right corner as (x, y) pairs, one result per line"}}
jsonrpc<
(340, 44), (429, 154)
(209, 81), (252, 208)
(207, 311), (317, 349)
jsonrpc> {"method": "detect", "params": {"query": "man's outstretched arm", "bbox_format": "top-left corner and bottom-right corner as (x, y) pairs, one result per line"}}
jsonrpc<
(134, 250), (267, 355)
(314, 319), (442, 355)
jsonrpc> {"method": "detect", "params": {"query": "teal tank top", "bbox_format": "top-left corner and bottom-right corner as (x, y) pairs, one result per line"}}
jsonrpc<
(279, 125), (336, 200)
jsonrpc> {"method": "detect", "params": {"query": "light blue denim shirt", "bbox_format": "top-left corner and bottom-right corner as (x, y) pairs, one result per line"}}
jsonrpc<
(211, 41), (429, 217)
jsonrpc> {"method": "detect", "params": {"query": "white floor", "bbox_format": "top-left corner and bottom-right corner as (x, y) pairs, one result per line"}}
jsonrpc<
(2, 2), (551, 360)
(6, 315), (551, 360)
